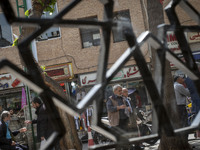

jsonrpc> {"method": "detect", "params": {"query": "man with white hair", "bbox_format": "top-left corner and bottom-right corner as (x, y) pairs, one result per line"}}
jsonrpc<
(106, 84), (131, 129)
(0, 111), (27, 150)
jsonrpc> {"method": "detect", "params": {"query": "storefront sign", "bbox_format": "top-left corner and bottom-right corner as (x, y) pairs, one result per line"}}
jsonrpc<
(167, 31), (181, 54)
(187, 32), (200, 44)
(46, 68), (65, 77)
(80, 66), (141, 86)
(45, 63), (74, 80)
(0, 74), (23, 90)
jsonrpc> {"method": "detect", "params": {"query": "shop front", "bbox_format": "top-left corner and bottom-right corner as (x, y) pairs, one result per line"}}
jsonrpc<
(167, 31), (200, 72)
(78, 65), (149, 110)
(44, 62), (74, 98)
(0, 73), (26, 113)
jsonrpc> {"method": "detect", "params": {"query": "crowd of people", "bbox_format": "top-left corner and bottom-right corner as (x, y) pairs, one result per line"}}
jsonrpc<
(105, 75), (200, 149)
(1, 74), (200, 150)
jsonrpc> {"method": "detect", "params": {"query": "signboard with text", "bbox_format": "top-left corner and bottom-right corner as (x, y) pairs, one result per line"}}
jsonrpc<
(187, 32), (200, 44)
(167, 31), (181, 54)
(0, 74), (23, 90)
(79, 66), (141, 86)
(45, 63), (74, 80)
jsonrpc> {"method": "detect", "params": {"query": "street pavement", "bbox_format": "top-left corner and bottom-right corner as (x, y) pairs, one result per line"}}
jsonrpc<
(83, 134), (200, 150)
(143, 134), (200, 150)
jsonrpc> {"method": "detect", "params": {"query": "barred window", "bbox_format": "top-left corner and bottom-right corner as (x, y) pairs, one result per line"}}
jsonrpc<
(79, 16), (101, 48)
(36, 4), (60, 41)
(112, 10), (131, 43)
(0, 13), (12, 48)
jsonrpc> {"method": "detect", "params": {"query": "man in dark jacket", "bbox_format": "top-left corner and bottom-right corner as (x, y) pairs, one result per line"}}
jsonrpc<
(0, 111), (28, 150)
(25, 97), (53, 142)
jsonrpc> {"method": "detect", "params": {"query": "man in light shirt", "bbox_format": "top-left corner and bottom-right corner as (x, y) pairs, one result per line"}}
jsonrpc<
(174, 75), (190, 129)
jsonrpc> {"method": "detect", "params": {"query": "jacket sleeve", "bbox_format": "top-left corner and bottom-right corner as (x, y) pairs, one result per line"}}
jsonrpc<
(12, 130), (20, 136)
(0, 125), (12, 145)
(106, 99), (117, 112)
(176, 84), (190, 97)
(39, 107), (48, 138)
(32, 119), (37, 124)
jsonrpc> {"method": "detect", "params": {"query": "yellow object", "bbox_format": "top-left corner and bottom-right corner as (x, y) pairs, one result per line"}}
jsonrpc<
(188, 103), (192, 108)
(25, 10), (29, 16)
(12, 38), (18, 47)
(40, 65), (46, 71)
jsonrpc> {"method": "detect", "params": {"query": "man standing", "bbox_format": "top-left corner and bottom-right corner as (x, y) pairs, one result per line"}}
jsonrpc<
(0, 111), (28, 150)
(25, 97), (53, 146)
(122, 88), (144, 150)
(174, 76), (190, 128)
(106, 84), (130, 130)
(122, 88), (137, 130)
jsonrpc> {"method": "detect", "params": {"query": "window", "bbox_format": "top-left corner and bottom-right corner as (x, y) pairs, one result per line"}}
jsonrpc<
(112, 10), (131, 43)
(0, 13), (12, 47)
(79, 16), (101, 48)
(36, 4), (60, 41)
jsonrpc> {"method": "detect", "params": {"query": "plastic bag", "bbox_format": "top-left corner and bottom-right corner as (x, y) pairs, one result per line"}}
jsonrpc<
(40, 139), (46, 149)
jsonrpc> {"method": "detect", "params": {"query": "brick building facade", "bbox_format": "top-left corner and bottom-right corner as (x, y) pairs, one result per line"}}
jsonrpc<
(0, 0), (200, 110)
(0, 0), (200, 148)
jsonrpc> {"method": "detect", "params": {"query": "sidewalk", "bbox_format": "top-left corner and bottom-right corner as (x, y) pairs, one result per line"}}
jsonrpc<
(143, 134), (200, 150)
(85, 134), (200, 150)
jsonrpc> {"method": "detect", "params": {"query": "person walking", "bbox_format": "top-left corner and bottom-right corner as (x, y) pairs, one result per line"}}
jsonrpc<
(0, 111), (28, 150)
(25, 97), (54, 148)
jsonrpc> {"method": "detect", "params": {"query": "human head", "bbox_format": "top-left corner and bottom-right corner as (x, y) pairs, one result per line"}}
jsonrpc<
(122, 88), (128, 97)
(1, 111), (11, 122)
(31, 97), (42, 109)
(113, 84), (122, 96)
(174, 76), (184, 84)
(9, 109), (14, 115)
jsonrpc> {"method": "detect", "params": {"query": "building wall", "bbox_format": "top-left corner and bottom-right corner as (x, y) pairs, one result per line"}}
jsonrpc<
(37, 0), (148, 75)
(0, 0), (148, 75)
(0, 0), (26, 74)
(0, 0), (199, 75)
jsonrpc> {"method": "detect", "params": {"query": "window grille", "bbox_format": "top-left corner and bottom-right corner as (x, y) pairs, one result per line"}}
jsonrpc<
(79, 17), (100, 48)
(112, 10), (131, 43)
(36, 4), (60, 41)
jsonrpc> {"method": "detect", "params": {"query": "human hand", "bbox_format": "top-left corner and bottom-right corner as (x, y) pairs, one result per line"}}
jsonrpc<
(24, 120), (32, 124)
(11, 141), (16, 145)
(128, 107), (131, 112)
(120, 105), (126, 109)
(20, 127), (27, 133)
(41, 137), (45, 141)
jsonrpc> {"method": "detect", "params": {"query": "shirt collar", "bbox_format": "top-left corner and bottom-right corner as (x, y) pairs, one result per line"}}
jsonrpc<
(113, 94), (122, 99)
